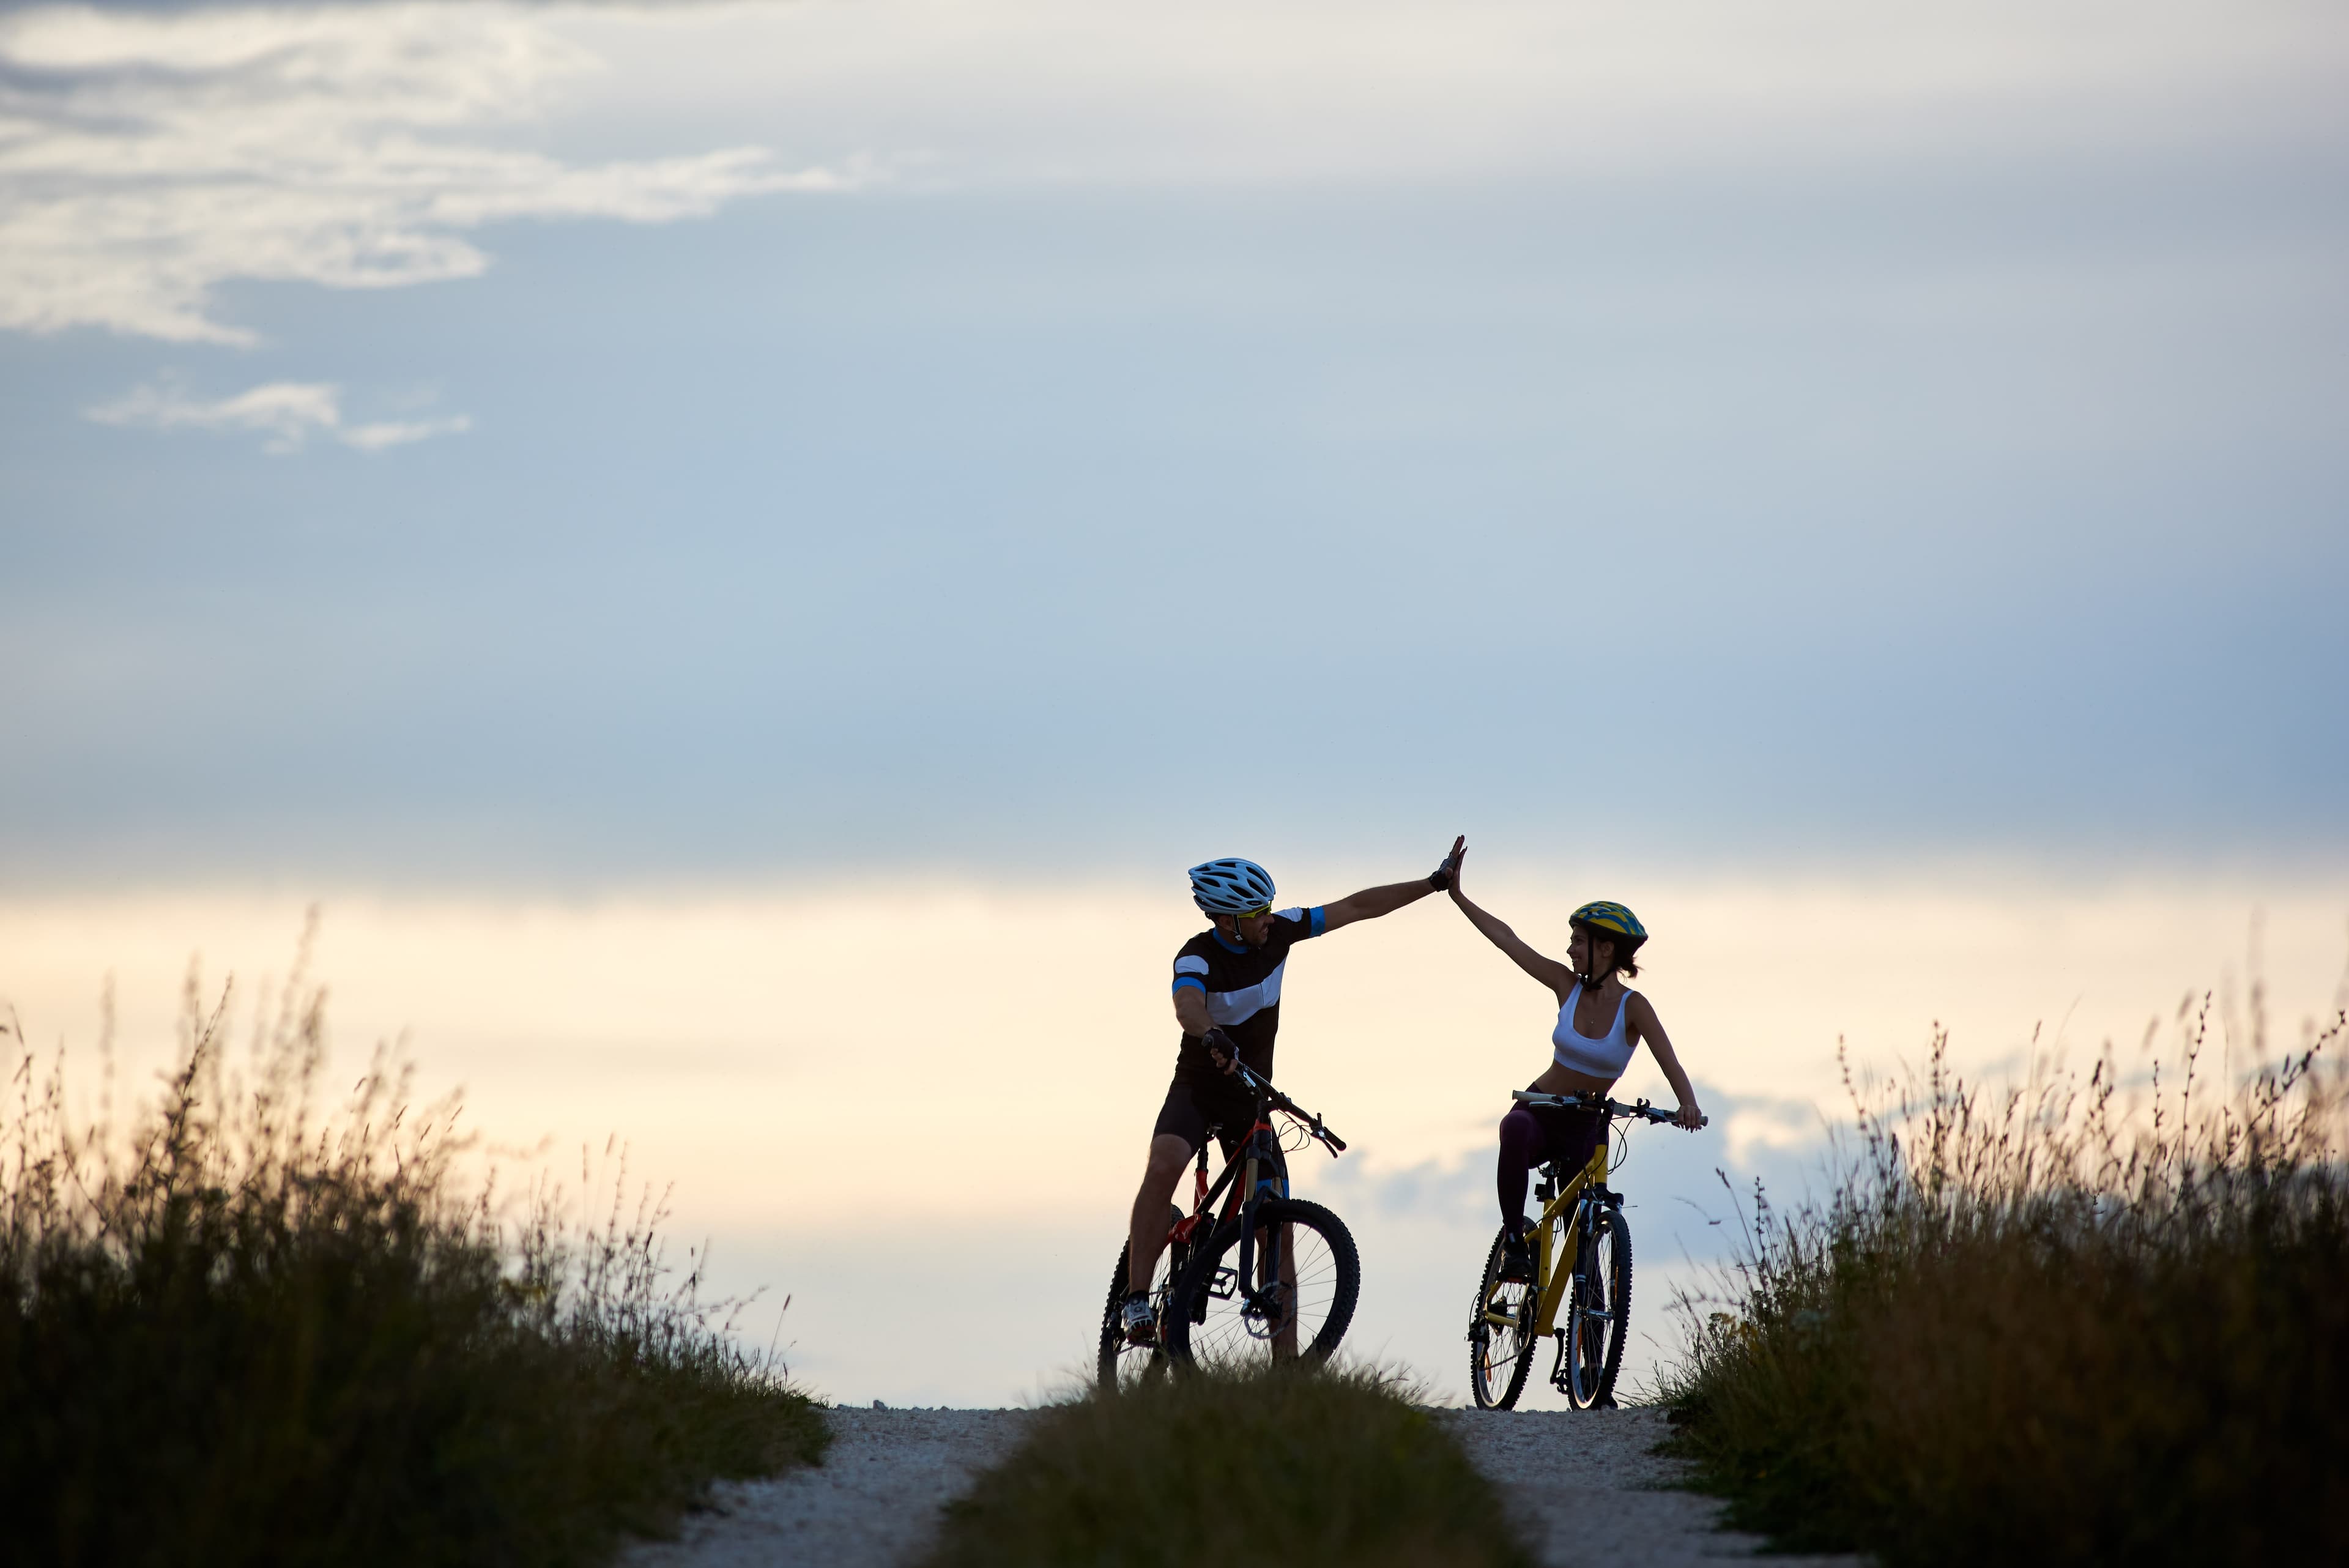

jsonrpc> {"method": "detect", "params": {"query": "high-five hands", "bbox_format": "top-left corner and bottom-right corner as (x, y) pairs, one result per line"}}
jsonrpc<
(1429, 834), (1466, 893)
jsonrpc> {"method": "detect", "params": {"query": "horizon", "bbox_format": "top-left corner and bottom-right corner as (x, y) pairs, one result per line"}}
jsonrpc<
(8, 869), (2342, 1403)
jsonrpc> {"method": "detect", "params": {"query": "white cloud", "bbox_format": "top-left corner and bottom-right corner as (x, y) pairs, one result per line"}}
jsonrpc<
(2, 1), (2336, 346)
(0, 4), (850, 344)
(86, 377), (472, 453)
(555, 0), (2349, 188)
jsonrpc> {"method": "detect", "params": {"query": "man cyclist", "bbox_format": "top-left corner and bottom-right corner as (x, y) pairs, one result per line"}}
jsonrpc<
(1119, 845), (1462, 1343)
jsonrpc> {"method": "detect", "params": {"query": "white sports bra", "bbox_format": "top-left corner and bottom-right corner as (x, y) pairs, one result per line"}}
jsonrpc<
(1552, 982), (1636, 1078)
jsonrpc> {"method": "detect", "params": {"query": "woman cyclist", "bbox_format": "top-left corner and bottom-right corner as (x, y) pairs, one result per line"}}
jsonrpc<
(1444, 839), (1704, 1281)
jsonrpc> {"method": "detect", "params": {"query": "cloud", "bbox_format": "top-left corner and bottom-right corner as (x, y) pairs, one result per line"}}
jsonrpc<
(85, 377), (470, 452)
(0, 3), (850, 344)
(543, 0), (2348, 191)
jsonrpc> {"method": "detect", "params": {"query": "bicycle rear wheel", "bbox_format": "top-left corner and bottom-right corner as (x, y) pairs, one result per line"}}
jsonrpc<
(1467, 1225), (1538, 1410)
(1164, 1197), (1359, 1373)
(1561, 1202), (1632, 1408)
(1097, 1205), (1186, 1394)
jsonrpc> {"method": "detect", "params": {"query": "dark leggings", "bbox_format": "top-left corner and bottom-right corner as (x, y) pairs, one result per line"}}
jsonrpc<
(1496, 1095), (1606, 1228)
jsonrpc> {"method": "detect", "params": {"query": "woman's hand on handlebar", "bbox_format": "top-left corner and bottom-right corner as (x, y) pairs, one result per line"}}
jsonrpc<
(1672, 1098), (1705, 1131)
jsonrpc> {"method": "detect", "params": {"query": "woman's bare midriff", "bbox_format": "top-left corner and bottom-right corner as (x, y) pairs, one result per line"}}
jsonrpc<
(1531, 1061), (1616, 1098)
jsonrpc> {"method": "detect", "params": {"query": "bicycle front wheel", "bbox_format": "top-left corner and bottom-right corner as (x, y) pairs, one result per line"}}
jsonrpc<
(1164, 1197), (1360, 1373)
(1097, 1205), (1186, 1394)
(1562, 1203), (1632, 1408)
(1467, 1225), (1538, 1410)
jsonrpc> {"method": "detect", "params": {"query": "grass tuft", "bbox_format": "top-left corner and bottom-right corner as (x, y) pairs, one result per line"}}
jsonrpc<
(1658, 998), (2349, 1566)
(0, 951), (825, 1568)
(924, 1363), (1532, 1568)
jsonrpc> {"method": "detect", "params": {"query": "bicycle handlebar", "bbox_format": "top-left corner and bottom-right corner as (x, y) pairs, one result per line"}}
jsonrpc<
(1228, 1060), (1347, 1154)
(1511, 1088), (1707, 1128)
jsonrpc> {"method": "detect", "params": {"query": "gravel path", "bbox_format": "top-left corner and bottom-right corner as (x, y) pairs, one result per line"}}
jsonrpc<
(620, 1407), (1036, 1568)
(1434, 1408), (1864, 1567)
(622, 1403), (1864, 1568)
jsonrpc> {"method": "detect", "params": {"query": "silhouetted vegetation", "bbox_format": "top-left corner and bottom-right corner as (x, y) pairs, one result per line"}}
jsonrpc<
(925, 1362), (1532, 1568)
(1660, 999), (2349, 1566)
(0, 958), (823, 1567)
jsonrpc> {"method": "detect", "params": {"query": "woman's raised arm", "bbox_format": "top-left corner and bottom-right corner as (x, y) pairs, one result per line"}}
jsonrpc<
(1445, 842), (1576, 1002)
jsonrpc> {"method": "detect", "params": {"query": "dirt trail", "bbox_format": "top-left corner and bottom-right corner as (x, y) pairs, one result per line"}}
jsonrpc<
(1435, 1407), (1862, 1567)
(621, 1408), (1034, 1568)
(622, 1403), (1863, 1568)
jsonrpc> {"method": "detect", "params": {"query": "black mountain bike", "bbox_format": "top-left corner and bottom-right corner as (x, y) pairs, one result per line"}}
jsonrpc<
(1467, 1090), (1703, 1410)
(1098, 1061), (1360, 1391)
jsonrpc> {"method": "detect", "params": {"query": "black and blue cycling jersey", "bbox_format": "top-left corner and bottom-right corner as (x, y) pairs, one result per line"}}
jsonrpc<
(1168, 905), (1327, 1085)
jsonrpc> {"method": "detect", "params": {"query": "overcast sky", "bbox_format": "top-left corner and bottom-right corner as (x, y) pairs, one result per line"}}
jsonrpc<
(5, 0), (2345, 890)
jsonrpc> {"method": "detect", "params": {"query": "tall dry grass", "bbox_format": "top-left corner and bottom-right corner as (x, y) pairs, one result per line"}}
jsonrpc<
(1659, 994), (2349, 1565)
(0, 954), (823, 1567)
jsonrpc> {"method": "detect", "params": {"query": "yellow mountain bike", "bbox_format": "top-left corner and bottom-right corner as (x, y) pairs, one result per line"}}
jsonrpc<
(1466, 1090), (1704, 1410)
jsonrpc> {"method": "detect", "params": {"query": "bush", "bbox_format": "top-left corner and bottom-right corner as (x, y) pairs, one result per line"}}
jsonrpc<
(922, 1362), (1531, 1568)
(1658, 1002), (2349, 1566)
(0, 959), (825, 1567)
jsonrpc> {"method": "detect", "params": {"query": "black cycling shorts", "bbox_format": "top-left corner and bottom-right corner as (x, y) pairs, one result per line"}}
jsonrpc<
(1151, 1076), (1255, 1157)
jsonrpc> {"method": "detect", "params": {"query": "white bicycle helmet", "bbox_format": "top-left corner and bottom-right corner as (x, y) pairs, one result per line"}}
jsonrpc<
(1188, 858), (1276, 915)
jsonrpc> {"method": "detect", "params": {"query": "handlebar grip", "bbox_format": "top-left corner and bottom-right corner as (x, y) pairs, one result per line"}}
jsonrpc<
(1321, 1129), (1347, 1152)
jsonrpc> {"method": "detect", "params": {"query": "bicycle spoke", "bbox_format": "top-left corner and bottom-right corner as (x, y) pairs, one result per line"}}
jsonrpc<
(1169, 1199), (1360, 1375)
(1560, 1204), (1632, 1408)
(1467, 1222), (1543, 1409)
(1099, 1205), (1189, 1394)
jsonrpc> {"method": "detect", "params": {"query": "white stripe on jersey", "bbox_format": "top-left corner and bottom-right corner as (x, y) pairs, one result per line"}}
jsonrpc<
(1203, 959), (1286, 1027)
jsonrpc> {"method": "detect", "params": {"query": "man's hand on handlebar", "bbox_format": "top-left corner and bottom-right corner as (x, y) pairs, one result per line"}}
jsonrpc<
(1192, 1025), (1241, 1076)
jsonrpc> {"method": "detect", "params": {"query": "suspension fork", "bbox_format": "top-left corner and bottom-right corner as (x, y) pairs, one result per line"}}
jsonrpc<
(1234, 1120), (1286, 1298)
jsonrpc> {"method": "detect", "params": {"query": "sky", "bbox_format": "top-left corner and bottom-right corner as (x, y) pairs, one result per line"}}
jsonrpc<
(3, 1), (2347, 1404)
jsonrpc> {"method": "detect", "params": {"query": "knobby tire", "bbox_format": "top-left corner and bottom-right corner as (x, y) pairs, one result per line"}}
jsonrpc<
(1097, 1205), (1186, 1394)
(1164, 1197), (1359, 1373)
(1467, 1223), (1539, 1409)
(1562, 1203), (1633, 1408)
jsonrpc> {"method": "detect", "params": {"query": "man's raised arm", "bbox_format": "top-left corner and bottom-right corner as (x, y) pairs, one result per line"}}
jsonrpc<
(1320, 837), (1463, 933)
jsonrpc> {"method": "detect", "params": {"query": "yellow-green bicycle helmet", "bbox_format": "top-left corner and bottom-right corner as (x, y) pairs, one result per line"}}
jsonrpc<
(1570, 901), (1647, 943)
